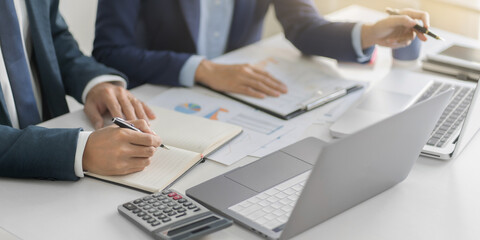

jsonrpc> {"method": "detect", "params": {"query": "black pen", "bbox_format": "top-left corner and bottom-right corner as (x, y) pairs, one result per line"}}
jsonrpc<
(386, 8), (445, 41)
(112, 117), (169, 150)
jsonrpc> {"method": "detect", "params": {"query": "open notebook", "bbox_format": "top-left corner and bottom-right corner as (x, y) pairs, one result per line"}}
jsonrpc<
(86, 107), (242, 192)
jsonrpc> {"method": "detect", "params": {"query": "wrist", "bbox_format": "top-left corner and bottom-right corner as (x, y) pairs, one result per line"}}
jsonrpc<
(361, 23), (376, 49)
(195, 59), (215, 86)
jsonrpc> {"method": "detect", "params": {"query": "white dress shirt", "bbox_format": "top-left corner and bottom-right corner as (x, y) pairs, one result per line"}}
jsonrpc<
(178, 0), (372, 87)
(0, 0), (126, 178)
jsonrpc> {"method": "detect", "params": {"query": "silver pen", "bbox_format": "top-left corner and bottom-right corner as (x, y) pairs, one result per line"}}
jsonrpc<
(112, 117), (169, 150)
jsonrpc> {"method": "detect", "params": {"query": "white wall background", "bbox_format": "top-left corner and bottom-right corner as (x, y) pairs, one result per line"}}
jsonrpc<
(59, 0), (98, 55)
(59, 0), (480, 57)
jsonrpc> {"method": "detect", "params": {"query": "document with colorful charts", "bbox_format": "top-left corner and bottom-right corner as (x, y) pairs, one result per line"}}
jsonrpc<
(86, 107), (242, 192)
(148, 87), (315, 165)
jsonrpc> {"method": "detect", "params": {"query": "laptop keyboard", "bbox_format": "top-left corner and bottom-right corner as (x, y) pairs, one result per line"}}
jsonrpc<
(415, 82), (474, 148)
(228, 171), (311, 232)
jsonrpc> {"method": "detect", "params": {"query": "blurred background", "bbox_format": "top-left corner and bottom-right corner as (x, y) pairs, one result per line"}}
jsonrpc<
(59, 0), (480, 56)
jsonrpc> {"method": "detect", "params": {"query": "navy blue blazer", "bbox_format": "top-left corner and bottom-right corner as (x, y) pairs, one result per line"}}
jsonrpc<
(93, 0), (358, 89)
(0, 0), (124, 180)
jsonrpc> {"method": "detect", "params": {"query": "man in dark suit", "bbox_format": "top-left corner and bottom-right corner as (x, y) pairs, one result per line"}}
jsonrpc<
(93, 0), (429, 98)
(0, 0), (161, 180)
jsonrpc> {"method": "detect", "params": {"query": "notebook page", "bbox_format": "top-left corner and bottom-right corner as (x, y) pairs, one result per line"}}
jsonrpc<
(87, 146), (200, 192)
(149, 107), (242, 154)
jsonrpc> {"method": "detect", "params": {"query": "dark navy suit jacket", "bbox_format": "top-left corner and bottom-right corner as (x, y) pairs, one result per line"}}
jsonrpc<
(0, 0), (124, 180)
(93, 0), (359, 89)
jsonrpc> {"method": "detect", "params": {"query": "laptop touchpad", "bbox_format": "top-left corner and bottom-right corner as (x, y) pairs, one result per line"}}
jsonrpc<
(225, 151), (312, 192)
(357, 89), (413, 114)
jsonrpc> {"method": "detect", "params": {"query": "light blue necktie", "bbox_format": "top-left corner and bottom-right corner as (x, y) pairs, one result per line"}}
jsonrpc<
(0, 0), (41, 128)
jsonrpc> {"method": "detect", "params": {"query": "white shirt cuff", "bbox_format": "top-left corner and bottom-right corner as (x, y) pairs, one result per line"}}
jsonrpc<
(74, 131), (92, 178)
(81, 75), (127, 103)
(179, 55), (205, 87)
(351, 22), (374, 63)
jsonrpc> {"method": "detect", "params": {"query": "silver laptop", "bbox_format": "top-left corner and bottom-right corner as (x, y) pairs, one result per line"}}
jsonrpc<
(330, 70), (478, 160)
(186, 90), (452, 239)
(419, 79), (480, 159)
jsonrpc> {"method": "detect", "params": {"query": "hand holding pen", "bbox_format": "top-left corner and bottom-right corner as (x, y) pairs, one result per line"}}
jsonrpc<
(360, 8), (433, 49)
(113, 117), (169, 150)
(386, 7), (444, 41)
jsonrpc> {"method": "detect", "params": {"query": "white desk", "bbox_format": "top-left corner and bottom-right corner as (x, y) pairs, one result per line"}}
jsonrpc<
(2, 5), (480, 240)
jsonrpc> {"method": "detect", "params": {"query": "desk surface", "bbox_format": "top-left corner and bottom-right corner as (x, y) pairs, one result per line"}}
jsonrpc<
(2, 5), (480, 240)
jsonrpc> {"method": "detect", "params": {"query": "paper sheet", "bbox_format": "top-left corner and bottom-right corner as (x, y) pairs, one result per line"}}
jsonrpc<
(218, 55), (360, 117)
(148, 88), (297, 165)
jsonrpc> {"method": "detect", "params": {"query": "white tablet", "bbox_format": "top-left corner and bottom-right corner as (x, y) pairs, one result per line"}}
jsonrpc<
(426, 45), (480, 71)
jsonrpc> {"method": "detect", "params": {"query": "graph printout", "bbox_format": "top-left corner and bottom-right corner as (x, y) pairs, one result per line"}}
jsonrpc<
(148, 87), (299, 165)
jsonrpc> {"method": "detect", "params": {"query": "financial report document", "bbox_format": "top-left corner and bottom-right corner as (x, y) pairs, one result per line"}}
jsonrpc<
(148, 88), (297, 165)
(226, 57), (361, 118)
(212, 37), (364, 119)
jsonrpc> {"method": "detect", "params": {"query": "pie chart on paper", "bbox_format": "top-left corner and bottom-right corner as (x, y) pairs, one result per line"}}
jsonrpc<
(174, 103), (202, 114)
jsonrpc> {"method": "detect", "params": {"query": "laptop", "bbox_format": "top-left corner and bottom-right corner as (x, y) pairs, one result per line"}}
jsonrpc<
(186, 90), (452, 239)
(330, 70), (478, 160)
(421, 79), (480, 159)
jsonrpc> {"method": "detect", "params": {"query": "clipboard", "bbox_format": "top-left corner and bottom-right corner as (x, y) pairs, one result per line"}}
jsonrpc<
(208, 84), (364, 120)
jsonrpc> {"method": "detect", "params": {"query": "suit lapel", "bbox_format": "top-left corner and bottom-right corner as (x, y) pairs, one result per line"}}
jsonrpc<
(179, 0), (200, 45)
(227, 0), (256, 51)
(0, 84), (13, 126)
(24, 0), (68, 120)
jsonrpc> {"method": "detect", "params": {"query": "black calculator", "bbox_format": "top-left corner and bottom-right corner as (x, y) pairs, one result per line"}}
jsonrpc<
(118, 189), (232, 240)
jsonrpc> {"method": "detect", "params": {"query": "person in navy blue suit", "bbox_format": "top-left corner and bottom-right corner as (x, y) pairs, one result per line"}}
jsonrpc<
(0, 0), (162, 180)
(93, 0), (429, 98)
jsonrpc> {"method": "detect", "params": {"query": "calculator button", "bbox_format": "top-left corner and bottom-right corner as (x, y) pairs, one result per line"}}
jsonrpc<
(133, 199), (142, 204)
(168, 211), (177, 216)
(173, 195), (182, 200)
(152, 193), (162, 198)
(153, 202), (161, 207)
(138, 202), (146, 207)
(187, 205), (197, 209)
(167, 202), (176, 207)
(176, 213), (187, 218)
(132, 209), (141, 214)
(143, 196), (152, 201)
(143, 205), (152, 210)
(158, 205), (167, 210)
(148, 209), (157, 213)
(147, 218), (156, 223)
(194, 208), (201, 212)
(163, 208), (173, 213)
(157, 214), (167, 219)
(147, 199), (156, 204)
(157, 195), (166, 200)
(153, 212), (162, 217)
(162, 199), (171, 204)
(177, 199), (187, 203)
(162, 190), (171, 195)
(177, 208), (186, 213)
(123, 203), (137, 211)
(151, 221), (161, 226)
(162, 218), (171, 223)
(137, 212), (146, 217)
(142, 215), (152, 220)
(183, 202), (192, 207)
(173, 206), (183, 210)
(168, 192), (177, 197)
